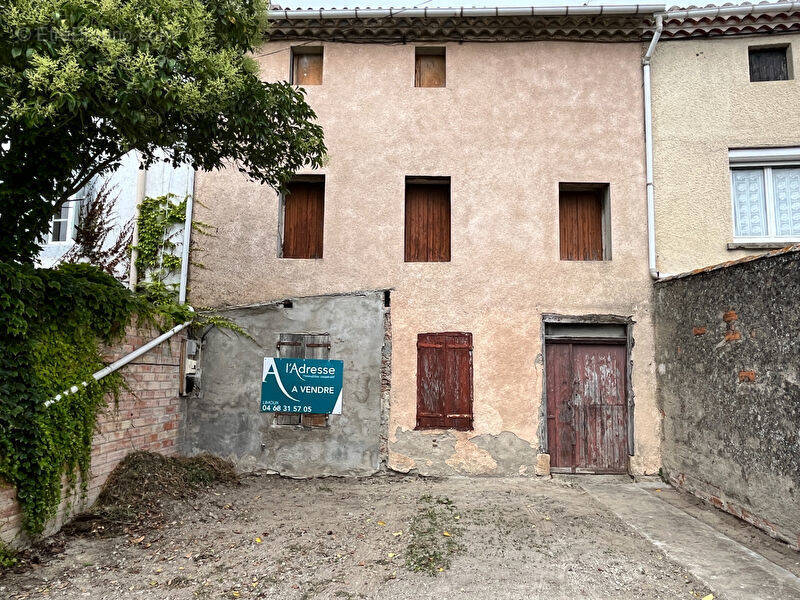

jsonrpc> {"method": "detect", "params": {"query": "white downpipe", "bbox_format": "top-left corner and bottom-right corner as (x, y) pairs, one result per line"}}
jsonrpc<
(178, 171), (195, 305)
(44, 317), (193, 408)
(128, 164), (147, 290)
(643, 14), (663, 280)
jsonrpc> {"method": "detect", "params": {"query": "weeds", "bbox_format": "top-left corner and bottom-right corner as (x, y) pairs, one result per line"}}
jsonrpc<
(0, 542), (17, 571)
(404, 494), (462, 576)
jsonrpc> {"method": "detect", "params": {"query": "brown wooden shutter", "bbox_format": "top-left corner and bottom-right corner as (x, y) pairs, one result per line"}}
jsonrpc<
(749, 47), (789, 82)
(274, 333), (330, 427)
(275, 333), (305, 425)
(559, 190), (603, 261)
(415, 53), (446, 87)
(282, 181), (324, 259)
(405, 183), (451, 262)
(416, 332), (473, 430)
(292, 51), (323, 85)
(301, 334), (330, 428)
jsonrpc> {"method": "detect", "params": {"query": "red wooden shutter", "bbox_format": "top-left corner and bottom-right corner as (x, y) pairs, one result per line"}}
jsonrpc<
(559, 191), (603, 261)
(416, 332), (473, 430)
(282, 181), (324, 259)
(405, 183), (451, 262)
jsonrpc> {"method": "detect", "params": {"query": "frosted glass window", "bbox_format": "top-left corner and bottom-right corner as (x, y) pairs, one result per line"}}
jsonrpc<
(772, 167), (800, 237)
(731, 169), (767, 237)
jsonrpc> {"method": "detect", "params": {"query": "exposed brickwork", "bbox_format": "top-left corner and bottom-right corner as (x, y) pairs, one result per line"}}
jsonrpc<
(692, 326), (707, 336)
(0, 323), (184, 545)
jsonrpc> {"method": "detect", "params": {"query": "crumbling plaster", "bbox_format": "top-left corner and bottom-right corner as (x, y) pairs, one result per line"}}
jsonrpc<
(651, 34), (800, 275)
(190, 41), (661, 475)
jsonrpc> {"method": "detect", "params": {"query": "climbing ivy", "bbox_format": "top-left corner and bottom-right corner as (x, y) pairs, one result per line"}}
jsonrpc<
(132, 194), (188, 288)
(0, 262), (168, 535)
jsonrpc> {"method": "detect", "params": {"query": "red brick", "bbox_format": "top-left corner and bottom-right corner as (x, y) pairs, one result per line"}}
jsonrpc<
(723, 310), (738, 322)
(738, 370), (756, 383)
(725, 330), (741, 341)
(692, 326), (707, 336)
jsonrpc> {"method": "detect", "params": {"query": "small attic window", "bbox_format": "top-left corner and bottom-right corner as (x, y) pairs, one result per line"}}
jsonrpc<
(415, 47), (446, 87)
(292, 46), (323, 85)
(748, 45), (791, 82)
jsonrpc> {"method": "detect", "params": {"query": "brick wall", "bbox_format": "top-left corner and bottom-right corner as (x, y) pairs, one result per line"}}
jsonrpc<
(654, 245), (800, 550)
(0, 323), (185, 546)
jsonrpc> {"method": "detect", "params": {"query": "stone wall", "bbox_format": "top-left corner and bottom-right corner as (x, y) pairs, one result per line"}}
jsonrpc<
(0, 323), (185, 546)
(654, 245), (800, 549)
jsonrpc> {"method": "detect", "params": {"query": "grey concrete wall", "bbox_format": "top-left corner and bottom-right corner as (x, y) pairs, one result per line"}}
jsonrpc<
(184, 291), (387, 477)
(654, 246), (800, 548)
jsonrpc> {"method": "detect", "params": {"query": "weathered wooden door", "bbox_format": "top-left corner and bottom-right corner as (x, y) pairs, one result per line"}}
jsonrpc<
(545, 341), (628, 473)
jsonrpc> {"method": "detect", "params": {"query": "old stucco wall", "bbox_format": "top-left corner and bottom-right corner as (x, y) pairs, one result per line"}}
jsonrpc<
(651, 34), (800, 275)
(183, 291), (386, 477)
(190, 41), (660, 475)
(655, 247), (800, 548)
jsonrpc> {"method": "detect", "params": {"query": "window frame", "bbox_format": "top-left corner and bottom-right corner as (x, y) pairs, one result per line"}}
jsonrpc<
(278, 176), (325, 259)
(748, 44), (793, 82)
(415, 332), (473, 431)
(729, 148), (800, 244)
(46, 198), (80, 245)
(290, 46), (324, 86)
(414, 46), (446, 88)
(557, 182), (612, 261)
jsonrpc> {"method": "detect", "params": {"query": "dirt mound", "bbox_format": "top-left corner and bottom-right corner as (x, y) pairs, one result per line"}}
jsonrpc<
(66, 451), (238, 537)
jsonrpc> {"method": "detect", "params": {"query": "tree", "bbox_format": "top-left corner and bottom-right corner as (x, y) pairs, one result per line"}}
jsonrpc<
(56, 181), (134, 277)
(0, 0), (326, 263)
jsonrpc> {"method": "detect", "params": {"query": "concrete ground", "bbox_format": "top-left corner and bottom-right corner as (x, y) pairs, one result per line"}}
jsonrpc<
(582, 478), (800, 600)
(0, 474), (795, 600)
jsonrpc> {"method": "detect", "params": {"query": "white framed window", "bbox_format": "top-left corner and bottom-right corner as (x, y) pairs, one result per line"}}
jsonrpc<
(47, 201), (77, 244)
(729, 148), (800, 242)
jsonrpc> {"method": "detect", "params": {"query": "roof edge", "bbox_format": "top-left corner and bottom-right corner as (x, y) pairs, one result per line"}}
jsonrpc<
(656, 243), (800, 284)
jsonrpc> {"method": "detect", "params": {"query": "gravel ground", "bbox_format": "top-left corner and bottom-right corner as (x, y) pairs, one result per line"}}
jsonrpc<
(0, 474), (712, 599)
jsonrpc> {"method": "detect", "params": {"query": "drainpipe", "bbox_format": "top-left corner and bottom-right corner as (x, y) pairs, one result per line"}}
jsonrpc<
(129, 162), (146, 290)
(178, 169), (195, 305)
(642, 14), (663, 280)
(45, 315), (193, 408)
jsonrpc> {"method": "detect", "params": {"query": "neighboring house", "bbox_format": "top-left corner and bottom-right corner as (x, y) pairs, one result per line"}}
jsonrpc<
(189, 5), (664, 476)
(37, 151), (194, 285)
(650, 9), (800, 274)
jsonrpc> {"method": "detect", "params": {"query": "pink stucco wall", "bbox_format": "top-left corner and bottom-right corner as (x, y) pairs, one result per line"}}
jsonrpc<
(191, 41), (660, 475)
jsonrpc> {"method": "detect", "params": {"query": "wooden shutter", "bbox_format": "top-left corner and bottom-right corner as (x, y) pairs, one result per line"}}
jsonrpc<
(415, 52), (446, 87)
(749, 47), (789, 82)
(274, 333), (330, 427)
(275, 333), (305, 425)
(405, 183), (451, 262)
(282, 181), (324, 259)
(416, 333), (473, 430)
(292, 51), (323, 85)
(559, 191), (603, 261)
(301, 334), (330, 428)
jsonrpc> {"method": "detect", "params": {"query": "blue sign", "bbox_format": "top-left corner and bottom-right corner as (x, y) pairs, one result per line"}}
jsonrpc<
(261, 358), (343, 414)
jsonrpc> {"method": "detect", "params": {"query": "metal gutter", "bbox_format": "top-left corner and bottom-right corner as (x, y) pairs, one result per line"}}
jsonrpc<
(663, 1), (800, 20)
(268, 4), (667, 19)
(45, 317), (193, 408)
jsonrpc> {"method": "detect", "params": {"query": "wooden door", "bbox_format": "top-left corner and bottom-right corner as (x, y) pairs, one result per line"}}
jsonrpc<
(546, 341), (628, 473)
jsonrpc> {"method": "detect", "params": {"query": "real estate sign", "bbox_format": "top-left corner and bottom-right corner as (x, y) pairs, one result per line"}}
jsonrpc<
(261, 357), (343, 414)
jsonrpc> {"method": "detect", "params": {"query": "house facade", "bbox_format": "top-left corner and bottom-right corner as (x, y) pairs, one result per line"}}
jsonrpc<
(650, 10), (800, 274)
(189, 7), (665, 476)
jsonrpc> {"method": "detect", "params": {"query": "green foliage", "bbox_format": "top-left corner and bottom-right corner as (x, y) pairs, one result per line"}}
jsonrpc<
(132, 193), (188, 287)
(0, 261), (195, 535)
(405, 495), (463, 576)
(0, 541), (17, 570)
(0, 0), (326, 262)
